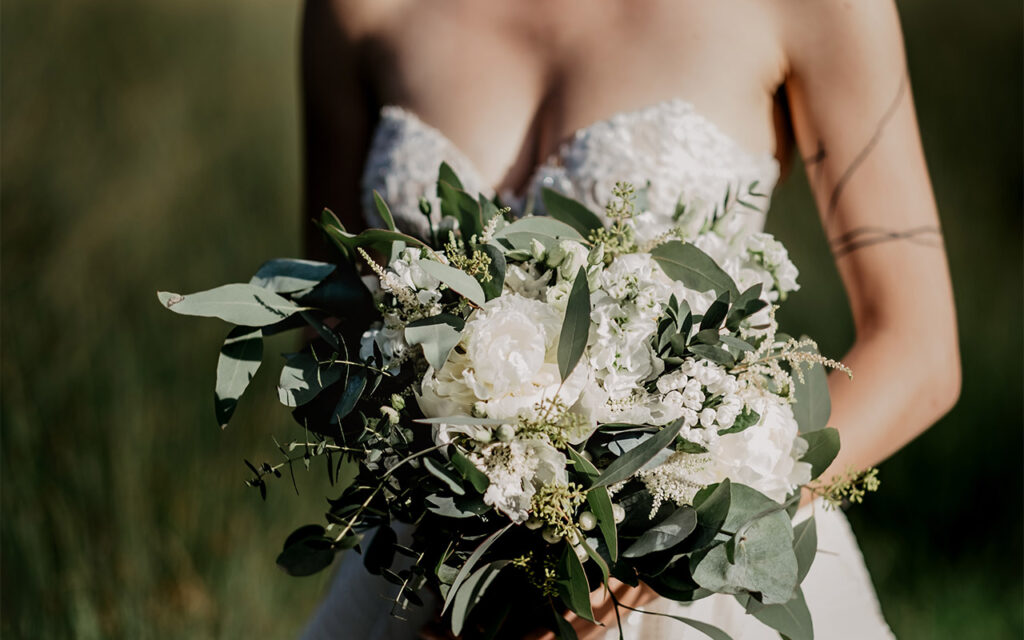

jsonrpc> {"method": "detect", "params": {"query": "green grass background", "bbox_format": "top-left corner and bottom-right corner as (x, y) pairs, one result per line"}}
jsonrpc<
(2, 1), (1020, 638)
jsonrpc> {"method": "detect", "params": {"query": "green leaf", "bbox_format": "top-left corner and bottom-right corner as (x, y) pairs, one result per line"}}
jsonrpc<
(249, 258), (336, 293)
(684, 480), (732, 552)
(479, 194), (503, 224)
(721, 484), (784, 534)
(567, 448), (618, 561)
(551, 601), (579, 640)
(158, 284), (301, 326)
(700, 292), (731, 330)
(541, 187), (604, 236)
(726, 284), (766, 331)
(593, 419), (685, 488)
(442, 524), (512, 614)
(330, 367), (367, 423)
(736, 588), (814, 640)
(623, 505), (697, 557)
(372, 191), (396, 231)
(558, 267), (591, 380)
(438, 161), (465, 191)
(450, 560), (508, 635)
(800, 427), (840, 480)
(477, 243), (506, 301)
(405, 314), (466, 371)
(555, 544), (594, 622)
(689, 344), (735, 366)
(716, 408), (760, 436)
(792, 517), (817, 584)
(277, 352), (343, 407)
(451, 449), (490, 493)
(616, 603), (734, 640)
(214, 326), (262, 428)
(438, 180), (482, 240)
(650, 241), (739, 297)
(417, 259), (487, 307)
(426, 494), (489, 519)
(423, 457), (466, 496)
(493, 216), (585, 253)
(691, 509), (798, 604)
(791, 343), (831, 433)
(275, 529), (336, 577)
(719, 335), (754, 353)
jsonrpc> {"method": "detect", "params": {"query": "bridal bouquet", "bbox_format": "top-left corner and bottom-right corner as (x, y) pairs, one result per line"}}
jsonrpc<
(159, 164), (874, 639)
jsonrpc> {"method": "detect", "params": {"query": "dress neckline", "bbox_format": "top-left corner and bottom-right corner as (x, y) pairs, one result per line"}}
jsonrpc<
(378, 98), (780, 201)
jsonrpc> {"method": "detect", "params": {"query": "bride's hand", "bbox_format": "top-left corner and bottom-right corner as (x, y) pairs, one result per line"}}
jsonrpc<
(524, 578), (659, 640)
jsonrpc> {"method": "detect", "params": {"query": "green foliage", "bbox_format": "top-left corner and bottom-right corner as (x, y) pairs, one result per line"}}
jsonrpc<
(800, 428), (841, 480)
(557, 267), (592, 380)
(158, 284), (301, 326)
(404, 314), (465, 370)
(215, 326), (263, 428)
(416, 258), (487, 307)
(541, 187), (604, 236)
(650, 241), (739, 298)
(593, 419), (685, 488)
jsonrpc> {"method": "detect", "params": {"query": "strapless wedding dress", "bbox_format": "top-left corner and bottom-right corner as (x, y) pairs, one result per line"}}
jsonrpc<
(301, 100), (894, 640)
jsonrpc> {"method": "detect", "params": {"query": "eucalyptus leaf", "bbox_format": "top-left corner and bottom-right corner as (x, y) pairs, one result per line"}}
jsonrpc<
(493, 216), (584, 244)
(541, 187), (604, 235)
(684, 480), (732, 553)
(442, 524), (512, 614)
(158, 284), (301, 326)
(214, 326), (262, 428)
(558, 267), (591, 380)
(691, 509), (798, 604)
(423, 458), (466, 496)
(623, 505), (697, 557)
(793, 517), (817, 584)
(451, 449), (489, 493)
(477, 243), (506, 301)
(450, 561), (508, 635)
(791, 343), (831, 433)
(700, 292), (731, 330)
(417, 259), (487, 307)
(593, 419), (684, 488)
(363, 525), (397, 575)
(438, 180), (482, 240)
(405, 314), (466, 371)
(330, 367), (367, 423)
(736, 588), (814, 640)
(276, 532), (336, 577)
(373, 191), (396, 231)
(249, 258), (336, 293)
(799, 427), (840, 480)
(616, 603), (734, 640)
(689, 344), (735, 366)
(438, 161), (465, 191)
(650, 241), (739, 297)
(277, 352), (343, 408)
(555, 544), (594, 622)
(567, 448), (618, 560)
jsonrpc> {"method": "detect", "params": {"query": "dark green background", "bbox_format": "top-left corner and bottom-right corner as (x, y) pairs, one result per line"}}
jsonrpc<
(2, 1), (1020, 637)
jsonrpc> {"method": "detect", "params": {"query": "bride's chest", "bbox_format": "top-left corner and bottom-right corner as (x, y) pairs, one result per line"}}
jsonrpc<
(363, 0), (785, 187)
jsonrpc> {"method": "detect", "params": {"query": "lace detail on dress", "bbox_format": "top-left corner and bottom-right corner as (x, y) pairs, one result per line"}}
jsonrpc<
(361, 99), (781, 244)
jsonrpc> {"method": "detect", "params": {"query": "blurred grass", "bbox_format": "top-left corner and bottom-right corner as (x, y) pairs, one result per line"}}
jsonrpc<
(1, 0), (1020, 638)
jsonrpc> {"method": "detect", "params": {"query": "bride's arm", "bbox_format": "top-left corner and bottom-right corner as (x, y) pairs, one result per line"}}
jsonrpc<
(781, 0), (961, 479)
(301, 0), (379, 259)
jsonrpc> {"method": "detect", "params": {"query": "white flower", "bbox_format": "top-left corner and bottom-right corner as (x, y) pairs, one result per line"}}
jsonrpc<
(503, 263), (552, 300)
(359, 314), (407, 372)
(416, 294), (590, 421)
(471, 439), (567, 523)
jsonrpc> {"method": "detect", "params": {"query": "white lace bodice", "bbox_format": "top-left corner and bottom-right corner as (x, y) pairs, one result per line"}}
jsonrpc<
(361, 99), (781, 242)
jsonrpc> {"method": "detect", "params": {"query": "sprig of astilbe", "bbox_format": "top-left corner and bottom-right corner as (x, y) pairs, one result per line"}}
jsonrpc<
(734, 306), (852, 396)
(357, 247), (429, 320)
(589, 181), (638, 257)
(813, 466), (881, 510)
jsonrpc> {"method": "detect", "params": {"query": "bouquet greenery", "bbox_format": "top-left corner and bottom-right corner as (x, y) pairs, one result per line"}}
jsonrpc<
(159, 163), (876, 639)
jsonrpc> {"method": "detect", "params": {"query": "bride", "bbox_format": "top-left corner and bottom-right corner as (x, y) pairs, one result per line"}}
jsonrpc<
(298, 1), (960, 638)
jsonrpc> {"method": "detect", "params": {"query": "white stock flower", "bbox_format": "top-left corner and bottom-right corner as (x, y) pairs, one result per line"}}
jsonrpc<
(503, 263), (552, 299)
(359, 314), (408, 372)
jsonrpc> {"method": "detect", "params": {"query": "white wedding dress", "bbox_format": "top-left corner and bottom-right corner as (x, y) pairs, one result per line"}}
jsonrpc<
(301, 100), (895, 640)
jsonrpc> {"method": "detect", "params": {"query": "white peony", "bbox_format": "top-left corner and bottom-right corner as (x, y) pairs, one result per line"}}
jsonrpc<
(416, 294), (590, 421)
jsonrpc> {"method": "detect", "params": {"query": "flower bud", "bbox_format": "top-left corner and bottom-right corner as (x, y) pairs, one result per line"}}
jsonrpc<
(530, 238), (547, 262)
(495, 424), (516, 442)
(588, 243), (605, 266)
(380, 406), (400, 425)
(390, 394), (406, 411)
(574, 544), (589, 562)
(525, 516), (544, 530)
(542, 527), (562, 544)
(418, 196), (432, 217)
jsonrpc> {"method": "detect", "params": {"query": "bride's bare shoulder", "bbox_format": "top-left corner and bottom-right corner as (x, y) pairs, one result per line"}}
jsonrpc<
(773, 0), (904, 70)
